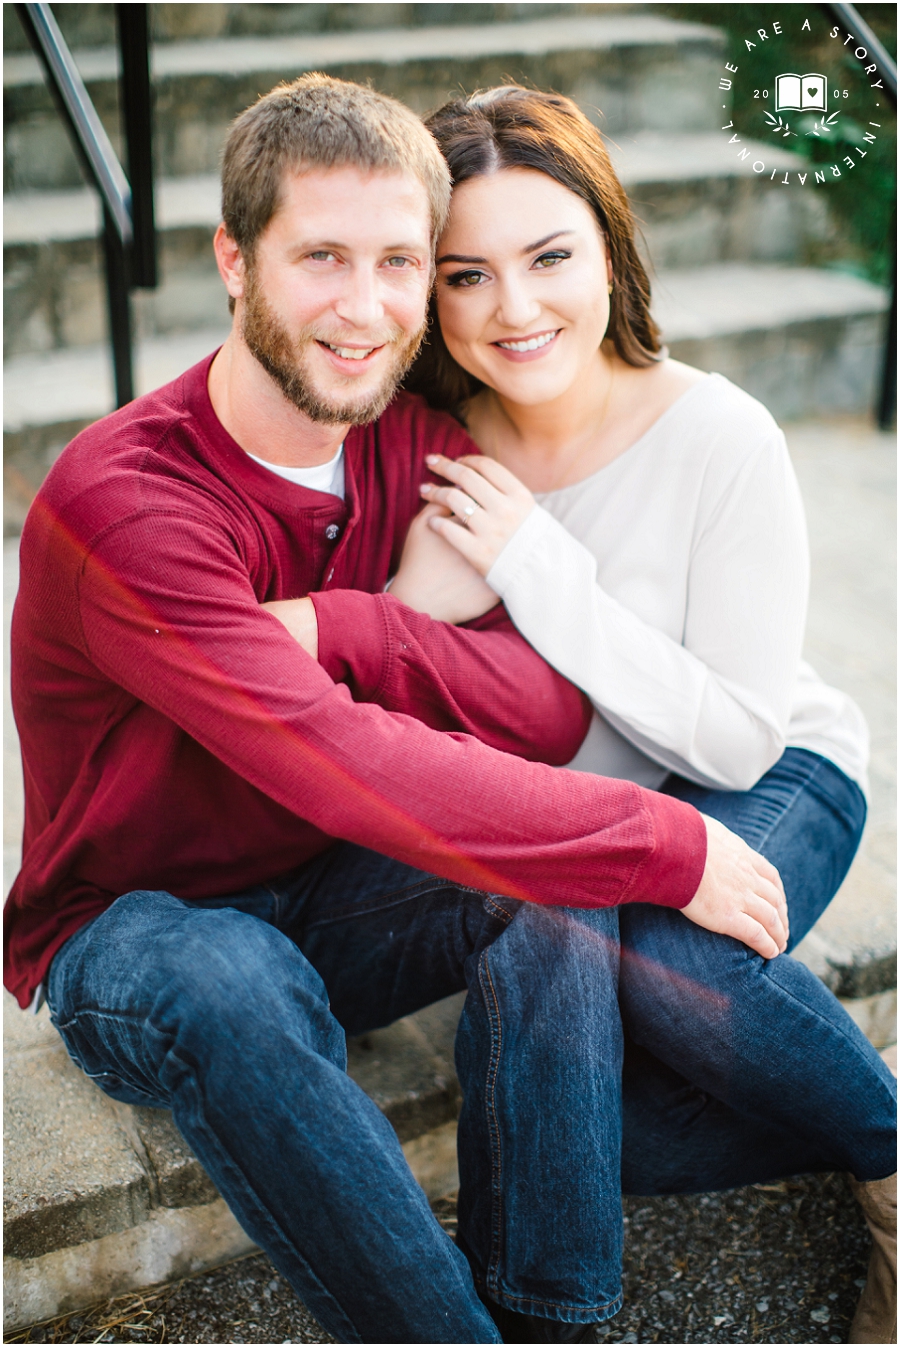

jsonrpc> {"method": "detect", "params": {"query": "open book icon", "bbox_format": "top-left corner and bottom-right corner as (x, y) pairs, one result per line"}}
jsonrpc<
(775, 73), (827, 113)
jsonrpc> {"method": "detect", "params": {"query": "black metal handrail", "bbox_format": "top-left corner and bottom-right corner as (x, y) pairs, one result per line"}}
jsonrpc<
(118, 4), (157, 290)
(822, 2), (897, 429)
(14, 2), (157, 408)
(825, 2), (897, 100)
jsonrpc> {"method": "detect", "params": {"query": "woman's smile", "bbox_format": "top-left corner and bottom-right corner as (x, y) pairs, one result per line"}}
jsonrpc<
(492, 328), (561, 360)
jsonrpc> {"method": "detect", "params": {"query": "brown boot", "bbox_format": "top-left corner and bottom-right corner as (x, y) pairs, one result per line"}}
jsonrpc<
(849, 1171), (897, 1344)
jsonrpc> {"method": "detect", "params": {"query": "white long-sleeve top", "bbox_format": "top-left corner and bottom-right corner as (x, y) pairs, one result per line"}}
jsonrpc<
(486, 374), (869, 794)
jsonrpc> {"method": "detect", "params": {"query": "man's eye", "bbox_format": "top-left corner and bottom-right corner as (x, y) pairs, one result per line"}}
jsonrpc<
(533, 251), (571, 269)
(446, 269), (486, 288)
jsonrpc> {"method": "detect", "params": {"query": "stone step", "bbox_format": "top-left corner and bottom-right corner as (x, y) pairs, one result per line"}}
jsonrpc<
(4, 986), (896, 1333)
(2, 265), (888, 520)
(783, 422), (897, 1005)
(652, 265), (888, 422)
(3, 135), (841, 362)
(3, 986), (465, 1334)
(3, 2), (641, 52)
(4, 11), (724, 191)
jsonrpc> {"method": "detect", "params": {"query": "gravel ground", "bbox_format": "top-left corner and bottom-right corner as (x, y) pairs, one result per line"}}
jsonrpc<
(5, 1172), (870, 1345)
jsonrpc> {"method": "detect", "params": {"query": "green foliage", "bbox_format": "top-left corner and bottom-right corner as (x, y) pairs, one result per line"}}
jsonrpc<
(660, 4), (896, 283)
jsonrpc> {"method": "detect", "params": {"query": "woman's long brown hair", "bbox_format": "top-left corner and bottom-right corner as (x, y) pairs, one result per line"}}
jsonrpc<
(405, 86), (662, 414)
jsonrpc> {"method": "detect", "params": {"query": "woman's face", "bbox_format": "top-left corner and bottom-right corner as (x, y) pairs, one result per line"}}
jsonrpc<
(434, 167), (613, 407)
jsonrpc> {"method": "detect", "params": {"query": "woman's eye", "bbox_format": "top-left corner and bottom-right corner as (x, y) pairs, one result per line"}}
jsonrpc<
(533, 251), (571, 269)
(446, 269), (487, 288)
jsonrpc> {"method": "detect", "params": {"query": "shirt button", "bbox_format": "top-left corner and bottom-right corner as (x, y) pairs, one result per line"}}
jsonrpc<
(325, 523), (340, 541)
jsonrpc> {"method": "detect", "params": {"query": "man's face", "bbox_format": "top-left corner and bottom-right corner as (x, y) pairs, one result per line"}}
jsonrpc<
(238, 166), (433, 425)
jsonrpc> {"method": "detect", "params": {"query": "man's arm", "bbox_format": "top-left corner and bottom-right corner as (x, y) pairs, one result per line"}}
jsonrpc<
(73, 507), (787, 955)
(309, 588), (593, 765)
(74, 508), (698, 910)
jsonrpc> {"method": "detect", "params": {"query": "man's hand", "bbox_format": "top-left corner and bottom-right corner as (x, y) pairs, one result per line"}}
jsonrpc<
(390, 503), (501, 624)
(261, 597), (318, 659)
(682, 814), (789, 959)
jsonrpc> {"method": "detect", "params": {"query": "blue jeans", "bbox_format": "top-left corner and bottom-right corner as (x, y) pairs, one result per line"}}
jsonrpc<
(619, 748), (895, 1194)
(46, 751), (895, 1340)
(47, 850), (624, 1341)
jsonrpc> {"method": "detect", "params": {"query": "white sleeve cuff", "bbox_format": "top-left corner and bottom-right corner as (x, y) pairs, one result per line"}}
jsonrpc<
(486, 505), (559, 596)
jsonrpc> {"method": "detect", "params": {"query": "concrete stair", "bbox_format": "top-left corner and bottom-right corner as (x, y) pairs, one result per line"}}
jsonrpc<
(4, 10), (726, 191)
(4, 981), (466, 1333)
(3, 3), (895, 1334)
(2, 4), (889, 516)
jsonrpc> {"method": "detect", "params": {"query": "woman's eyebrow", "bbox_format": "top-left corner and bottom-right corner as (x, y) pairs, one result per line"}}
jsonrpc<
(436, 251), (487, 265)
(523, 230), (575, 253)
(436, 230), (575, 266)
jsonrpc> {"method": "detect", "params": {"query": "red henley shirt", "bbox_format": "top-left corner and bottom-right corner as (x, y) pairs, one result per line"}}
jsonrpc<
(5, 353), (706, 1008)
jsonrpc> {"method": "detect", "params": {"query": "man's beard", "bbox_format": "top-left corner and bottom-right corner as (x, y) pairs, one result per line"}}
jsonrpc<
(241, 268), (426, 426)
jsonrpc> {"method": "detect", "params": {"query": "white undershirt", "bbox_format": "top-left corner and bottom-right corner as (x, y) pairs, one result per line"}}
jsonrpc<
(486, 374), (869, 794)
(246, 443), (345, 499)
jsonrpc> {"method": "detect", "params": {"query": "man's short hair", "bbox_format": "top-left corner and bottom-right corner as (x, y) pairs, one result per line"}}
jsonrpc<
(221, 73), (451, 265)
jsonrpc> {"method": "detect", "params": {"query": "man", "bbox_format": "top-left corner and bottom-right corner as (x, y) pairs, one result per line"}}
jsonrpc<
(6, 76), (788, 1343)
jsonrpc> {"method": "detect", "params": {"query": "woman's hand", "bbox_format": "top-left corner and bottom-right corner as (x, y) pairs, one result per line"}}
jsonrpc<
(682, 814), (789, 959)
(419, 454), (537, 577)
(390, 503), (501, 624)
(261, 597), (318, 658)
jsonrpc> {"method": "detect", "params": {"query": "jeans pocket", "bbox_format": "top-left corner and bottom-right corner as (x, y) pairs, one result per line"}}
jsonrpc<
(82, 1067), (167, 1109)
(52, 1010), (169, 1109)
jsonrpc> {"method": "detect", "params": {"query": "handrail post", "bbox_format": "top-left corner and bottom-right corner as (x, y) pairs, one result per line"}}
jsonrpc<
(117, 4), (157, 289)
(101, 205), (134, 407)
(821, 1), (897, 428)
(878, 238), (897, 431)
(15, 2), (157, 410)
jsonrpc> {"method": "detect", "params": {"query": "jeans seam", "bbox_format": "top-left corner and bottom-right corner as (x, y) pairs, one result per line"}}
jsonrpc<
(80, 1067), (161, 1103)
(53, 1006), (148, 1034)
(264, 884), (283, 924)
(167, 1051), (361, 1343)
(752, 754), (826, 852)
(497, 1289), (625, 1316)
(54, 1008), (168, 1104)
(479, 950), (505, 1298)
(303, 879), (479, 929)
(483, 896), (515, 924)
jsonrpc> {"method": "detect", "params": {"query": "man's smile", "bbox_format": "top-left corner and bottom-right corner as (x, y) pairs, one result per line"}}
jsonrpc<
(318, 340), (384, 362)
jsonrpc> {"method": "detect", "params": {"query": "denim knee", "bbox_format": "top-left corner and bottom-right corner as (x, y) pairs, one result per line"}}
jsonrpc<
(48, 890), (346, 1106)
(503, 902), (621, 973)
(618, 903), (761, 1041)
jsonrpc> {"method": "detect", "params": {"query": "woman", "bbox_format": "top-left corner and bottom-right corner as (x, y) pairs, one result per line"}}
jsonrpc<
(385, 87), (895, 1343)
